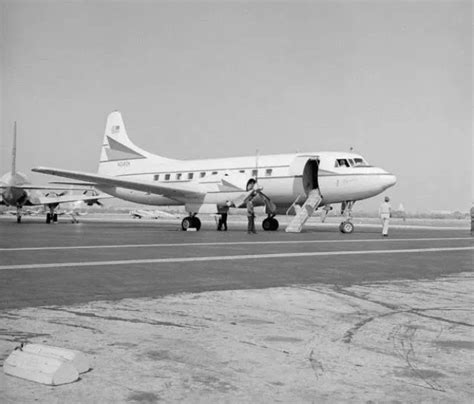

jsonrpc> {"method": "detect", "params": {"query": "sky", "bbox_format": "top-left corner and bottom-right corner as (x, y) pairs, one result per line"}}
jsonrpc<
(0, 0), (472, 212)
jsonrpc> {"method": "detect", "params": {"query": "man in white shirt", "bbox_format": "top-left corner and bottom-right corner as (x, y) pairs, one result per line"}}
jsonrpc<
(379, 196), (392, 237)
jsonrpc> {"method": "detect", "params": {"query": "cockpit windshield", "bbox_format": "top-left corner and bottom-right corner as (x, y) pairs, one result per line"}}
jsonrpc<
(335, 157), (368, 168)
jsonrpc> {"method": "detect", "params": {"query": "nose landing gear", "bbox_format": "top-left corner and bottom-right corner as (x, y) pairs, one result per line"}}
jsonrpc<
(339, 200), (355, 234)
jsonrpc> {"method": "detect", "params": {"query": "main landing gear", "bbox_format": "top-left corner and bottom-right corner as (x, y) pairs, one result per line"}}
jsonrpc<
(46, 204), (59, 224)
(262, 216), (279, 231)
(181, 214), (201, 231)
(16, 207), (22, 223)
(46, 212), (58, 224)
(339, 200), (355, 234)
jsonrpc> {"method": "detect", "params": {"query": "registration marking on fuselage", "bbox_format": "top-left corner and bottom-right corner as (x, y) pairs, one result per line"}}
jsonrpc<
(0, 237), (471, 252)
(0, 246), (472, 271)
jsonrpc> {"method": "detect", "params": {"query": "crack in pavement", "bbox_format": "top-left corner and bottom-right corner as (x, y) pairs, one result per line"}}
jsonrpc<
(42, 307), (189, 328)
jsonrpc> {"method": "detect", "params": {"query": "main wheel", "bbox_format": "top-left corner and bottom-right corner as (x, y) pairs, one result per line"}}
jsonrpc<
(340, 221), (354, 234)
(53, 213), (58, 222)
(270, 218), (279, 231)
(17, 216), (21, 223)
(262, 218), (272, 231)
(46, 213), (51, 224)
(181, 217), (192, 230)
(191, 217), (201, 231)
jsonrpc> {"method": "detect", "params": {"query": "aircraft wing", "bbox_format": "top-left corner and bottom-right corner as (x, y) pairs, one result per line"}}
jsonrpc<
(0, 184), (95, 191)
(32, 167), (205, 201)
(32, 193), (113, 206)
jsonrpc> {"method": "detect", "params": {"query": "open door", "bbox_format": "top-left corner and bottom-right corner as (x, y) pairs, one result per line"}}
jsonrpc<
(302, 158), (319, 195)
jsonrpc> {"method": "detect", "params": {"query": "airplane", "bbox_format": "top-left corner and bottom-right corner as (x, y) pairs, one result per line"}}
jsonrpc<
(33, 111), (397, 233)
(0, 122), (110, 223)
(129, 208), (180, 220)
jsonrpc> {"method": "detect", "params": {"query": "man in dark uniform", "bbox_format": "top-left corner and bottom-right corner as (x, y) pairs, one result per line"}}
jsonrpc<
(217, 201), (231, 231)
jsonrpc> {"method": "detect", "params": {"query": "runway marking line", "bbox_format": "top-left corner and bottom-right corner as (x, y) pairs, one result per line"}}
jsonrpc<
(0, 246), (472, 271)
(0, 237), (471, 252)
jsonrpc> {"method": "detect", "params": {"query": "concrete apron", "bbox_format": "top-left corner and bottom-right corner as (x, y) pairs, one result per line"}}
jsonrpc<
(0, 272), (472, 403)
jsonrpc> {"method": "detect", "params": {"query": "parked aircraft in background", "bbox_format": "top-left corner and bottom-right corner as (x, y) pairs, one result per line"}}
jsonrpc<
(33, 111), (396, 233)
(1, 122), (110, 223)
(130, 209), (180, 220)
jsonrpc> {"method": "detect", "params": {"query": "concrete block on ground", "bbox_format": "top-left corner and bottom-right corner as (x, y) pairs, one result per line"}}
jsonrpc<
(22, 343), (90, 373)
(3, 349), (79, 385)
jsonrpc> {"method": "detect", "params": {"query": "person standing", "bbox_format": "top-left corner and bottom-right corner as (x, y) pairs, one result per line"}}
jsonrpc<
(379, 196), (392, 237)
(246, 198), (257, 234)
(217, 201), (232, 231)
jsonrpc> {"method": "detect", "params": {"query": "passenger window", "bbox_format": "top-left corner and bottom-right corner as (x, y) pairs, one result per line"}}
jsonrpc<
(239, 170), (245, 174)
(200, 172), (206, 178)
(188, 173), (194, 180)
(165, 174), (170, 181)
(252, 169), (258, 177)
(265, 168), (273, 176)
(212, 171), (218, 175)
(176, 173), (182, 180)
(153, 174), (159, 181)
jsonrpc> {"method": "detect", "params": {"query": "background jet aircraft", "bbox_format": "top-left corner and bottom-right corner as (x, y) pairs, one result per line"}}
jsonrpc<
(1, 123), (110, 223)
(33, 111), (396, 233)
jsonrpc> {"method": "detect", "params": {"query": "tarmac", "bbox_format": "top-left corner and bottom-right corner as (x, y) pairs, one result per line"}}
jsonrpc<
(0, 214), (472, 403)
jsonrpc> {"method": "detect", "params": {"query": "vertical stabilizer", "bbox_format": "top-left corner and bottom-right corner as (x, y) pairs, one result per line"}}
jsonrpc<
(11, 121), (17, 174)
(98, 111), (175, 176)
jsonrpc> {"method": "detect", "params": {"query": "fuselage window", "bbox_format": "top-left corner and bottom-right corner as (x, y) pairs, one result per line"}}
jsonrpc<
(164, 174), (170, 181)
(212, 171), (218, 175)
(153, 174), (159, 181)
(265, 168), (273, 176)
(239, 170), (245, 174)
(200, 172), (206, 178)
(176, 173), (182, 180)
(188, 173), (194, 180)
(252, 169), (258, 177)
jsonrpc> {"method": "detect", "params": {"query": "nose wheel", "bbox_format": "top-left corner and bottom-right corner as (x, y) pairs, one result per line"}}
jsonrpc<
(339, 221), (354, 234)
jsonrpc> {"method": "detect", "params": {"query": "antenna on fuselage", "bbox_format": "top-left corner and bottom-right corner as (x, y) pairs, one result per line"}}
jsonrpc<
(255, 148), (260, 184)
(11, 121), (17, 174)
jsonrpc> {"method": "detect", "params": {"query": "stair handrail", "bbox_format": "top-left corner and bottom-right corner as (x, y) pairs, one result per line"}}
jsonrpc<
(286, 194), (304, 216)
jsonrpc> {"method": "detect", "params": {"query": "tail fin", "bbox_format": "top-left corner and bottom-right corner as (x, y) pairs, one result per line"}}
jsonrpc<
(98, 111), (176, 175)
(99, 111), (149, 169)
(11, 121), (17, 174)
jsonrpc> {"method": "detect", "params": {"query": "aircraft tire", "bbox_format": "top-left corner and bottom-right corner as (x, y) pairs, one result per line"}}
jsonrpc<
(17, 216), (21, 223)
(340, 221), (354, 234)
(46, 213), (51, 224)
(53, 213), (58, 222)
(262, 218), (272, 231)
(181, 217), (192, 231)
(192, 217), (201, 231)
(270, 218), (279, 231)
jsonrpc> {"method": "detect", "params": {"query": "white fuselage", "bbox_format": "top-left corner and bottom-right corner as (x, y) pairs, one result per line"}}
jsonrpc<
(97, 151), (396, 212)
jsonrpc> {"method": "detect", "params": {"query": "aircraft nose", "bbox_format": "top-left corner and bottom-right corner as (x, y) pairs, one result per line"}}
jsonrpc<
(383, 174), (397, 190)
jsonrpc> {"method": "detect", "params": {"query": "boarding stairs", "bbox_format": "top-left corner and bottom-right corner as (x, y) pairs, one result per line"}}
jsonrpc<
(285, 189), (322, 233)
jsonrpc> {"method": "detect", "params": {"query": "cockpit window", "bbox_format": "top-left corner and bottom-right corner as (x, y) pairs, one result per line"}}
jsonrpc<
(335, 159), (350, 168)
(353, 158), (368, 166)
